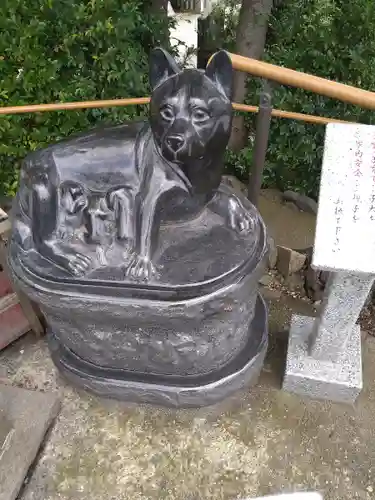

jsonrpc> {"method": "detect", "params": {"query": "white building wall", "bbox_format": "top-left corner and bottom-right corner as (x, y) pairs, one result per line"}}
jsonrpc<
(169, 11), (199, 68)
(167, 0), (218, 68)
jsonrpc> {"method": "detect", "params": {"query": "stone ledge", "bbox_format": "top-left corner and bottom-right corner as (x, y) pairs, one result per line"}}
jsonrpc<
(283, 314), (362, 404)
(0, 384), (59, 500)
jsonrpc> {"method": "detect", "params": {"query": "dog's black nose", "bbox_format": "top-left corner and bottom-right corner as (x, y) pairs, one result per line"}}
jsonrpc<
(166, 135), (184, 152)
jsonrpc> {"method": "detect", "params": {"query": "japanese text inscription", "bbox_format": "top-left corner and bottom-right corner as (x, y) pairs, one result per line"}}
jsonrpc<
(313, 123), (375, 273)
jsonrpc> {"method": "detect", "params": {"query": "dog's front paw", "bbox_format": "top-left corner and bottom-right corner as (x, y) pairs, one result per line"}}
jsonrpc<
(228, 196), (255, 235)
(125, 254), (158, 281)
(65, 252), (92, 276)
(121, 239), (135, 258)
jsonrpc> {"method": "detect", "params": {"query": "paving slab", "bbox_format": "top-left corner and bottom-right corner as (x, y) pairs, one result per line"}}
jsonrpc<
(0, 384), (59, 500)
(248, 495), (322, 500)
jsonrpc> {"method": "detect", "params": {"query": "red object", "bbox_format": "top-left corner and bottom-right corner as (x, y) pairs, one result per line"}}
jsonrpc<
(0, 271), (12, 297)
(0, 303), (29, 350)
(0, 270), (30, 350)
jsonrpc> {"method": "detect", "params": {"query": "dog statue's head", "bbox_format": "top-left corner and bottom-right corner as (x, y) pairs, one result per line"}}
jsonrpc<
(149, 48), (233, 166)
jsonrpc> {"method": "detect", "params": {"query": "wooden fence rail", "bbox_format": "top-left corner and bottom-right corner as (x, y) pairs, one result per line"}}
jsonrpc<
(228, 52), (375, 111)
(1, 52), (373, 121)
(0, 97), (351, 126)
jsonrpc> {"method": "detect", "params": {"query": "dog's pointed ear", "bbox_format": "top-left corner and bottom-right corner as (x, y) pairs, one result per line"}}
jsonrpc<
(205, 51), (233, 100)
(149, 48), (180, 90)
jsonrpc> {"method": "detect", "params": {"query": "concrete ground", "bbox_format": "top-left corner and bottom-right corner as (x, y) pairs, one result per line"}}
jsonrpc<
(258, 188), (316, 250)
(0, 292), (373, 500)
(1, 191), (374, 500)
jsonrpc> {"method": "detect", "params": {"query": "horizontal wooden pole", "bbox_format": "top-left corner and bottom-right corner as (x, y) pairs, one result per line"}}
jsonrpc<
(228, 52), (375, 111)
(0, 97), (151, 115)
(0, 96), (351, 126)
(232, 103), (351, 125)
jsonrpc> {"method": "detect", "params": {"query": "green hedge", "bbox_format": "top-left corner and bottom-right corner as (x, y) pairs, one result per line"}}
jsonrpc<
(223, 0), (375, 198)
(0, 0), (168, 196)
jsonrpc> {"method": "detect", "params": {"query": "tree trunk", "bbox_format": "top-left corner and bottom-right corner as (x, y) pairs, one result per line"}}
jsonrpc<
(142, 0), (169, 49)
(150, 0), (168, 13)
(228, 0), (274, 152)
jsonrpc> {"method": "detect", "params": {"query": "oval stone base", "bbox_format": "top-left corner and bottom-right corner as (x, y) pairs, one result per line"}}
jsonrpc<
(48, 295), (268, 408)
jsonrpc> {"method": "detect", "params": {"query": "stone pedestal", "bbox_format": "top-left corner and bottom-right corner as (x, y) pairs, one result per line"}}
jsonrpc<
(10, 186), (268, 408)
(283, 272), (373, 403)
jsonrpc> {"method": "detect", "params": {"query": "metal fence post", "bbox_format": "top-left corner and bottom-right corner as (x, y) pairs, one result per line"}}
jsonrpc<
(248, 81), (273, 207)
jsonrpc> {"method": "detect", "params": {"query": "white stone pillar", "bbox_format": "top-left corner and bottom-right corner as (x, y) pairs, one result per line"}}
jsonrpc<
(283, 122), (375, 403)
(308, 271), (373, 363)
(167, 0), (216, 68)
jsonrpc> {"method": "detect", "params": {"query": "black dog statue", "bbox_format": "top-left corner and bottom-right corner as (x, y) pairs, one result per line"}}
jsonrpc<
(12, 48), (252, 281)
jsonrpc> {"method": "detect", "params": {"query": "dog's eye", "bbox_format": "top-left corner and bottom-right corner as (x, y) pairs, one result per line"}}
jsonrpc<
(192, 108), (210, 122)
(160, 106), (174, 122)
